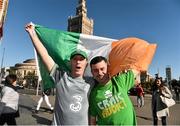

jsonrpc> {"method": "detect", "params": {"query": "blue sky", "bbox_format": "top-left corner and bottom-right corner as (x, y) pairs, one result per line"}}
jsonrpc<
(0, 0), (180, 80)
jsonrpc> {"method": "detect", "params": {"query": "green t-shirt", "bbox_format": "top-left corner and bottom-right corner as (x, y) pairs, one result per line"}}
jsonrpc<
(89, 70), (136, 125)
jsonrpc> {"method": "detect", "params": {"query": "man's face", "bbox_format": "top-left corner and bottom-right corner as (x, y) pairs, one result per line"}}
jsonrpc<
(91, 60), (109, 84)
(70, 55), (87, 78)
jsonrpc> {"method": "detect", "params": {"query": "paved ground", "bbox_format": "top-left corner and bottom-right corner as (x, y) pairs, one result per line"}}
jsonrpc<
(16, 89), (180, 125)
(16, 93), (53, 125)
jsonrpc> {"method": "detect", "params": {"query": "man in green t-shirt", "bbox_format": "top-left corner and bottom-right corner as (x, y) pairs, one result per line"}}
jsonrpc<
(89, 56), (139, 125)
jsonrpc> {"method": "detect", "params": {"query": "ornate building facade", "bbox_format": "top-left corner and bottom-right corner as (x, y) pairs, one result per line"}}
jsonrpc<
(10, 59), (37, 77)
(9, 59), (38, 88)
(67, 0), (94, 35)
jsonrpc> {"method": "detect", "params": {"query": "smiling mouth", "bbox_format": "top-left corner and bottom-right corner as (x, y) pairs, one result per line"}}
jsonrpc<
(98, 75), (104, 79)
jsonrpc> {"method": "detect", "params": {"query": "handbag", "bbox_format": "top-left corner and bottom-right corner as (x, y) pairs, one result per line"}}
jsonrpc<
(160, 96), (175, 107)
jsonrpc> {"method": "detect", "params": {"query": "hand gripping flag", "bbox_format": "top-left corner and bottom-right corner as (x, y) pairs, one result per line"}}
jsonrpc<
(34, 25), (157, 90)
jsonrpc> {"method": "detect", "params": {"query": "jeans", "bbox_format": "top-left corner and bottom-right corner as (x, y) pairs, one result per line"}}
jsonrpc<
(137, 95), (144, 107)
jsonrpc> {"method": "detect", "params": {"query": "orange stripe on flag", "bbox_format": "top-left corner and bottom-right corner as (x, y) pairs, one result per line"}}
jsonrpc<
(108, 38), (157, 76)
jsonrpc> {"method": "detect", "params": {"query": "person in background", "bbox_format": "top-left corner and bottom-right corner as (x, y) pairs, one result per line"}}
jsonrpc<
(136, 83), (144, 107)
(0, 74), (20, 125)
(35, 88), (53, 113)
(172, 80), (180, 101)
(89, 56), (139, 125)
(174, 85), (180, 101)
(152, 77), (172, 126)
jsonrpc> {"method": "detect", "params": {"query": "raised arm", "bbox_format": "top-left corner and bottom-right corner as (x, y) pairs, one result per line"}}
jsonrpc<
(25, 22), (54, 73)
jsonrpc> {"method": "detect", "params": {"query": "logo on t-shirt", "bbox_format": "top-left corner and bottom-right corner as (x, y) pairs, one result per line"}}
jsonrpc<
(97, 92), (127, 118)
(70, 95), (82, 112)
(104, 90), (112, 98)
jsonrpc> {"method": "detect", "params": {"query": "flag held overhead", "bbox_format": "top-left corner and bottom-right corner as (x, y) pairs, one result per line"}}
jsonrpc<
(34, 24), (157, 89)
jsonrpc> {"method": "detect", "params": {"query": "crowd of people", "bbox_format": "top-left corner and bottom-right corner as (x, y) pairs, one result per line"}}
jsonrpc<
(0, 22), (177, 125)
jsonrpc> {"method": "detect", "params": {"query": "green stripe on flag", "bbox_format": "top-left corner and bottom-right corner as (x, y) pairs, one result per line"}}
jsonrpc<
(38, 55), (55, 90)
(35, 25), (80, 72)
(35, 25), (81, 89)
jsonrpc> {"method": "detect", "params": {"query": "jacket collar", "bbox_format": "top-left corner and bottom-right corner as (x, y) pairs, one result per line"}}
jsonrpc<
(5, 84), (17, 91)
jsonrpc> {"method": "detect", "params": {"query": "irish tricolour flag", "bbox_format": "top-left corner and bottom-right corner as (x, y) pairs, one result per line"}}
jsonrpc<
(34, 25), (157, 90)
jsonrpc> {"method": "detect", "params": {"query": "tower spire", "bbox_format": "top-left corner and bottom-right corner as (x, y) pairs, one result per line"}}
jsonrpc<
(67, 0), (94, 35)
(76, 0), (87, 17)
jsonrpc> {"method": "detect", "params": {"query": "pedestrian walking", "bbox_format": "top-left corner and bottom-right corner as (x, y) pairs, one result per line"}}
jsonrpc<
(152, 77), (172, 125)
(174, 85), (180, 101)
(89, 56), (139, 125)
(136, 83), (144, 107)
(35, 88), (53, 113)
(0, 74), (20, 125)
(25, 22), (94, 125)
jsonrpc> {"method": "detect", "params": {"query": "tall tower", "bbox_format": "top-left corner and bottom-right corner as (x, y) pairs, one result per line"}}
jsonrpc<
(67, 0), (94, 35)
(166, 65), (172, 82)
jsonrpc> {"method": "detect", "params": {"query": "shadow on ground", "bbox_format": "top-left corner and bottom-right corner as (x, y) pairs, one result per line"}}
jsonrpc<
(136, 115), (152, 121)
(32, 114), (52, 125)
